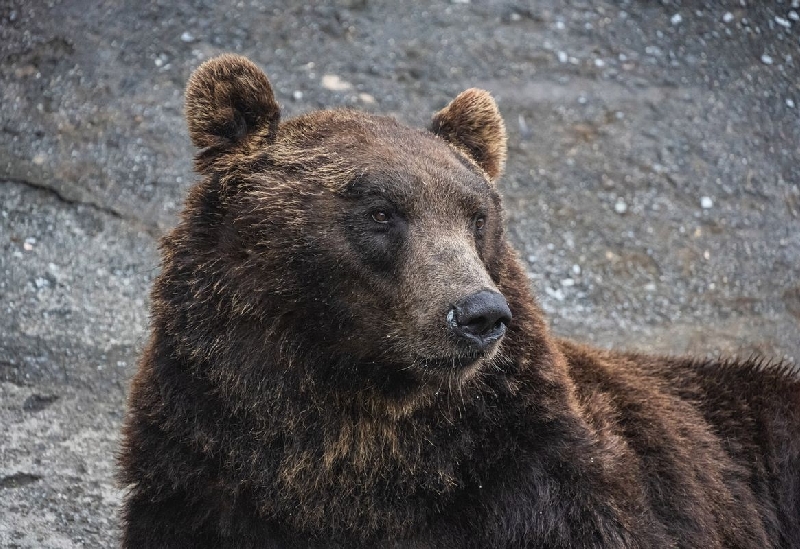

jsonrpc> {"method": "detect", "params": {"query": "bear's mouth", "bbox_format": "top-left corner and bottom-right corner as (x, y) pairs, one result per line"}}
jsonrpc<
(418, 355), (482, 372)
(411, 343), (502, 375)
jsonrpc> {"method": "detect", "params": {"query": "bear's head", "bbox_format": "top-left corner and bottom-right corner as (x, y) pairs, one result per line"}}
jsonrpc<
(165, 55), (540, 407)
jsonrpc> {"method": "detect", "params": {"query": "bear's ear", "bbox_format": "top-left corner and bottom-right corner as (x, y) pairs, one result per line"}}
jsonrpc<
(430, 89), (507, 182)
(185, 54), (280, 156)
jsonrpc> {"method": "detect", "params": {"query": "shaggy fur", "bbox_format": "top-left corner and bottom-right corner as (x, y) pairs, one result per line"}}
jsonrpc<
(119, 55), (800, 548)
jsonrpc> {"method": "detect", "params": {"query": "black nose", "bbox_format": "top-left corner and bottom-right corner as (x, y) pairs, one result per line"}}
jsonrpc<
(448, 290), (512, 351)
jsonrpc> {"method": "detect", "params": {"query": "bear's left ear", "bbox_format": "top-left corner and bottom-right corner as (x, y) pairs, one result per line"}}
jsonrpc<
(430, 89), (507, 182)
(185, 54), (280, 166)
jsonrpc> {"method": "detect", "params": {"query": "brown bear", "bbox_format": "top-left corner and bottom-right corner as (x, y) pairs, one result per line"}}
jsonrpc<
(118, 54), (800, 548)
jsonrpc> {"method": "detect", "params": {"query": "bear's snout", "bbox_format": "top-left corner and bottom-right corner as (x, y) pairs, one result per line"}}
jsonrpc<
(447, 290), (512, 351)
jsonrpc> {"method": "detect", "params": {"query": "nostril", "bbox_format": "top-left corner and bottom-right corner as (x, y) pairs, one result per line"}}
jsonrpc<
(464, 314), (502, 336)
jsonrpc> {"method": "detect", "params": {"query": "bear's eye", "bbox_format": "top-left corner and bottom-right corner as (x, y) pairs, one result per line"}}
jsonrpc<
(474, 215), (486, 231)
(371, 211), (390, 224)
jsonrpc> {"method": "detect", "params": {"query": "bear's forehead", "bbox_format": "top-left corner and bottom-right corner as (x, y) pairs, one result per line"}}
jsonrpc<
(273, 110), (491, 198)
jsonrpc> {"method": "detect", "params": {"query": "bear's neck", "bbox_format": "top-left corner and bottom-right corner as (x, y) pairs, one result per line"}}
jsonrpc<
(230, 257), (594, 538)
(153, 240), (599, 540)
(241, 329), (594, 543)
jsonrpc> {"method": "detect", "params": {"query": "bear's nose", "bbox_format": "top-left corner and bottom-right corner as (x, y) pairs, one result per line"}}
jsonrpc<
(448, 290), (512, 351)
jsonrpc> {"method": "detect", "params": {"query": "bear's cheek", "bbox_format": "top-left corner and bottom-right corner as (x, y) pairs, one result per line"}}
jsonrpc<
(343, 225), (405, 274)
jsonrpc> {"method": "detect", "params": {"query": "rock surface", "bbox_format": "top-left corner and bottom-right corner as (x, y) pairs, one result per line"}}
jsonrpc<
(1, 1), (798, 546)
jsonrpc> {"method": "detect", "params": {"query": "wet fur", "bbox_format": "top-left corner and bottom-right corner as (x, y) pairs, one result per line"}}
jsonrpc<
(119, 55), (800, 548)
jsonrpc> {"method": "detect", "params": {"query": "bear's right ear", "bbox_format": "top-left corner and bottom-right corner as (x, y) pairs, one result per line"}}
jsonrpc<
(185, 54), (280, 164)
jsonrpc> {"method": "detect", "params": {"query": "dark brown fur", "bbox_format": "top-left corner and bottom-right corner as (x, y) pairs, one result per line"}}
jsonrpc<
(119, 55), (800, 548)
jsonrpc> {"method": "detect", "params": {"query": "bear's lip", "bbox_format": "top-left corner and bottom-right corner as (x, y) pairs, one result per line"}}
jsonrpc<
(412, 343), (501, 373)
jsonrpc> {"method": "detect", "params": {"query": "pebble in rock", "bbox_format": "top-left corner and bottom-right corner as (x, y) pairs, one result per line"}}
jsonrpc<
(322, 75), (353, 91)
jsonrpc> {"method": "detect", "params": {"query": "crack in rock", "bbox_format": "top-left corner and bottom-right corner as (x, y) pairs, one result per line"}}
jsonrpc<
(0, 473), (42, 489)
(1, 177), (161, 238)
(22, 394), (60, 412)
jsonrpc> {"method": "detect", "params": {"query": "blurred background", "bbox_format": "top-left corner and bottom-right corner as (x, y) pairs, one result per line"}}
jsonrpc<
(1, 0), (798, 546)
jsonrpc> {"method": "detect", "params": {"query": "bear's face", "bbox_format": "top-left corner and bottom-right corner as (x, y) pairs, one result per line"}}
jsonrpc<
(182, 55), (513, 391)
